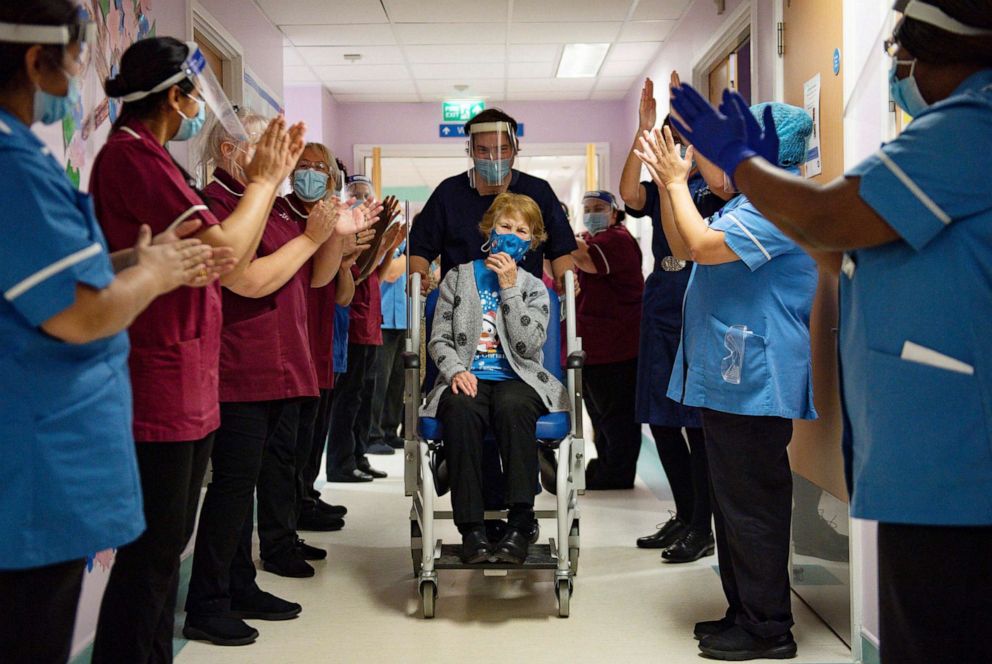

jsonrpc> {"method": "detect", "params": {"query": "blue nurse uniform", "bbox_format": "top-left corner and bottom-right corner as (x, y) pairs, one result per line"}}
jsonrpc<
(842, 69), (992, 526)
(0, 109), (144, 570)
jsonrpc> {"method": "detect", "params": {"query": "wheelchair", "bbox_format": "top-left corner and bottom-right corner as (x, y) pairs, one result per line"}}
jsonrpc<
(402, 270), (586, 618)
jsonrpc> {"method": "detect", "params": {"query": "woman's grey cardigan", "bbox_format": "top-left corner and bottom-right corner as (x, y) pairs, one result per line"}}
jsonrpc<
(421, 262), (569, 418)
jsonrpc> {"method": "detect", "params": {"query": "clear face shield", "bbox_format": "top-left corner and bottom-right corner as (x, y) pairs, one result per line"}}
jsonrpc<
(0, 18), (98, 75)
(466, 121), (517, 190)
(114, 41), (246, 141)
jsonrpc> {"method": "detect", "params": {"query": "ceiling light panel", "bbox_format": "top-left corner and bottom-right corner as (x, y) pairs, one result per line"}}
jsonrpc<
(510, 22), (621, 44)
(395, 22), (507, 45)
(618, 20), (677, 43)
(631, 0), (692, 21)
(257, 0), (387, 25)
(512, 0), (631, 22)
(282, 24), (397, 47)
(556, 43), (610, 78)
(297, 45), (406, 66)
(383, 0), (509, 23)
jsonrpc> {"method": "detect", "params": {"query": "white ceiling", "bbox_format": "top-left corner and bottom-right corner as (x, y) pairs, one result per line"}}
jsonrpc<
(263, 0), (691, 103)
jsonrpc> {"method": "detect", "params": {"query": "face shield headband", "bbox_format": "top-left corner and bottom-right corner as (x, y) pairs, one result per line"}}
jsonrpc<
(107, 41), (248, 141)
(893, 1), (992, 36)
(467, 121), (517, 187)
(0, 18), (97, 68)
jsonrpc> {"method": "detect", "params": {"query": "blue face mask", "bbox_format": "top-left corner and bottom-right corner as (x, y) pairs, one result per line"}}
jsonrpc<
(33, 72), (80, 125)
(888, 58), (929, 117)
(487, 231), (530, 263)
(474, 157), (512, 185)
(583, 211), (610, 235)
(172, 96), (206, 142)
(293, 169), (329, 202)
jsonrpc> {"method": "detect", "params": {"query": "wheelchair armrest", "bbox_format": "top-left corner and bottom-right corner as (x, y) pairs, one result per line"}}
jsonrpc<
(566, 350), (586, 369)
(402, 351), (420, 370)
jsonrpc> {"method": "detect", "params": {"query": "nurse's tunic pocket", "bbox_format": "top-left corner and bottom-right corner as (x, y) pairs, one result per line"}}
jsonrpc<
(219, 307), (283, 397)
(703, 314), (772, 411)
(861, 349), (990, 491)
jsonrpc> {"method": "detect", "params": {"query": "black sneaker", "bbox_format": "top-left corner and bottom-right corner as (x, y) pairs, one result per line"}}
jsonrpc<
(698, 625), (797, 660)
(298, 509), (345, 532)
(315, 499), (347, 517)
(295, 538), (327, 560)
(182, 615), (258, 646)
(230, 590), (302, 621)
(694, 615), (737, 640)
(662, 529), (715, 563)
(262, 551), (315, 578)
(366, 441), (396, 455)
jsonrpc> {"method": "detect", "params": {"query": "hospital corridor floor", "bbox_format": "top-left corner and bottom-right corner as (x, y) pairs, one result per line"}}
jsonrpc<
(173, 436), (853, 664)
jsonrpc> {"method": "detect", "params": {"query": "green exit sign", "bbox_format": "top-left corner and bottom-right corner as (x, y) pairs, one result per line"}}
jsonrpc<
(442, 99), (485, 123)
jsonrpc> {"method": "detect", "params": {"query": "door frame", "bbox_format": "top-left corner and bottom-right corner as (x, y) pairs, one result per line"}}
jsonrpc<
(691, 1), (754, 99)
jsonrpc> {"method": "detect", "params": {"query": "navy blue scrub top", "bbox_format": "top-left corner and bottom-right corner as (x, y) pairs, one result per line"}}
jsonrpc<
(410, 169), (577, 279)
(0, 109), (144, 569)
(840, 69), (992, 526)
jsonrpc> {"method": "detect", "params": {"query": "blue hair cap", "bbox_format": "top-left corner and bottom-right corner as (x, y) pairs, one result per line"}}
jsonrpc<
(750, 102), (813, 167)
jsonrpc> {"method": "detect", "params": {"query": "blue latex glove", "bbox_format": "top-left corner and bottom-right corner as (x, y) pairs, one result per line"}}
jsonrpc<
(669, 83), (755, 179)
(719, 89), (779, 167)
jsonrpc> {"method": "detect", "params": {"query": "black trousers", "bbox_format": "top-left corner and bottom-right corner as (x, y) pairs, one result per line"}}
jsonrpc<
(327, 344), (378, 475)
(299, 389), (333, 513)
(369, 329), (406, 447)
(0, 558), (86, 664)
(878, 523), (992, 664)
(701, 408), (793, 639)
(92, 435), (213, 664)
(583, 358), (641, 486)
(185, 399), (298, 617)
(650, 424), (711, 532)
(437, 380), (546, 527)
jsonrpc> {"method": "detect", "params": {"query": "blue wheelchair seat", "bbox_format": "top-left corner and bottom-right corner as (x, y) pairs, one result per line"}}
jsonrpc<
(418, 284), (570, 443)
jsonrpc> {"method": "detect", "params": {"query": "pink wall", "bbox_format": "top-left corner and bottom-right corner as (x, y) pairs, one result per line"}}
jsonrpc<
(326, 99), (631, 190)
(198, 0), (284, 96)
(285, 85), (347, 168)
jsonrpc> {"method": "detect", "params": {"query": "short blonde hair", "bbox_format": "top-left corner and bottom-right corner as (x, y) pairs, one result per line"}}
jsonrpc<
(297, 142), (341, 186)
(479, 192), (547, 249)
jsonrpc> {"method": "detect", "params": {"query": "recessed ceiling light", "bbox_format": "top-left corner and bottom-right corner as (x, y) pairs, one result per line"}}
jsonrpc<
(556, 43), (610, 78)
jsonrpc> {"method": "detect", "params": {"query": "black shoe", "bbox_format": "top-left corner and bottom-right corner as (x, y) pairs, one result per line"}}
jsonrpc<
(262, 551), (315, 578)
(230, 590), (302, 621)
(365, 441), (396, 455)
(298, 509), (345, 532)
(698, 625), (797, 660)
(695, 615), (737, 640)
(183, 615), (258, 646)
(357, 461), (387, 479)
(461, 528), (494, 564)
(386, 436), (405, 450)
(314, 499), (348, 518)
(492, 527), (531, 565)
(636, 515), (686, 549)
(485, 519), (507, 544)
(295, 538), (327, 560)
(792, 512), (849, 562)
(327, 469), (373, 483)
(662, 529), (715, 563)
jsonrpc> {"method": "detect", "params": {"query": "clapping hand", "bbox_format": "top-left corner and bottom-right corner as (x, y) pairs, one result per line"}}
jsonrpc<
(639, 77), (657, 132)
(634, 126), (693, 189)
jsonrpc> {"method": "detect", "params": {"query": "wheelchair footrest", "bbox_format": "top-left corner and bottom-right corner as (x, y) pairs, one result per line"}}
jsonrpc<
(434, 543), (559, 570)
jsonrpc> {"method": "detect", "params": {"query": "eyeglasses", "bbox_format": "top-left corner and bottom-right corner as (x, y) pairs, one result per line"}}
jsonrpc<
(883, 37), (899, 57)
(297, 160), (331, 173)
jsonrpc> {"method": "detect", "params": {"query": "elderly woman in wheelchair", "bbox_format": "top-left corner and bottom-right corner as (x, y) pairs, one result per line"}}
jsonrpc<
(421, 193), (569, 565)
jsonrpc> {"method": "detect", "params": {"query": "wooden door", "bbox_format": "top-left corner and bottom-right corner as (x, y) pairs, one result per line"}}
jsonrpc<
(708, 55), (732, 105)
(782, 0), (847, 501)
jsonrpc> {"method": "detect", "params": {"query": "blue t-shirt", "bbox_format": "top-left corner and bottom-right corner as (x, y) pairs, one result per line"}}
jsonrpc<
(0, 109), (144, 568)
(411, 170), (577, 279)
(840, 69), (992, 526)
(470, 260), (516, 381)
(333, 304), (350, 374)
(667, 193), (818, 420)
(380, 241), (407, 330)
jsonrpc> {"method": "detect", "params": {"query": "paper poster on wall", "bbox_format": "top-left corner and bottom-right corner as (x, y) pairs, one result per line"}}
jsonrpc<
(803, 73), (822, 179)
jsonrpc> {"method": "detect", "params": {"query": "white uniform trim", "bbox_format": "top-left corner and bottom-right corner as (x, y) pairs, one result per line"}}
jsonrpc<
(0, 118), (11, 135)
(166, 204), (208, 232)
(590, 243), (610, 274)
(725, 213), (771, 261)
(212, 177), (244, 198)
(285, 197), (309, 219)
(119, 126), (141, 140)
(4, 243), (102, 301)
(876, 150), (951, 225)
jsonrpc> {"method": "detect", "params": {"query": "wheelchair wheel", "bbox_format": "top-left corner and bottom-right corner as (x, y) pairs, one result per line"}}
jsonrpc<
(420, 580), (437, 619)
(555, 579), (571, 618)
